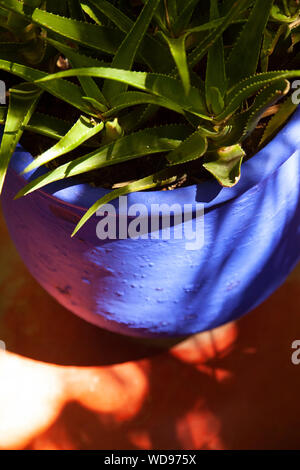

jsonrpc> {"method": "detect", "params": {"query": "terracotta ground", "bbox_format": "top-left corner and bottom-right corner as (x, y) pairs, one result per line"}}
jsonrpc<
(0, 206), (299, 450)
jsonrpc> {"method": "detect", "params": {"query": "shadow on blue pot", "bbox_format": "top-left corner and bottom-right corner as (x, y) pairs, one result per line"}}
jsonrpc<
(1, 108), (300, 338)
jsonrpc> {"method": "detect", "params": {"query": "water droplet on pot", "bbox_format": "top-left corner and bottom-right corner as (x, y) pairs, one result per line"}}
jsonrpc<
(184, 285), (194, 293)
(104, 267), (114, 274)
(57, 285), (72, 295)
(185, 313), (197, 320)
(115, 291), (124, 297)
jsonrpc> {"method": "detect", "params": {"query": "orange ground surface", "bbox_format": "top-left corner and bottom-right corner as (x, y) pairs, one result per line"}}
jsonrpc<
(0, 206), (299, 450)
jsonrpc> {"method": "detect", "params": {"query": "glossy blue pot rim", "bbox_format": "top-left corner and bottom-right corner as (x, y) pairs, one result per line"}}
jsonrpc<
(9, 106), (300, 212)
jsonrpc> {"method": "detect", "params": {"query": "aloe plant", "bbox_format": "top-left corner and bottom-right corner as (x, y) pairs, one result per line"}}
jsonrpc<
(0, 0), (298, 236)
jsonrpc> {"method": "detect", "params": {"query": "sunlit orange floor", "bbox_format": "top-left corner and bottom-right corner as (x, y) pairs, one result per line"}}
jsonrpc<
(0, 205), (299, 451)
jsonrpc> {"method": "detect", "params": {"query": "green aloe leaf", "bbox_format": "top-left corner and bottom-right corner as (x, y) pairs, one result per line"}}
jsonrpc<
(271, 4), (300, 22)
(26, 113), (72, 140)
(0, 106), (7, 122)
(166, 130), (208, 165)
(85, 0), (131, 30)
(0, 83), (42, 193)
(142, 0), (166, 31)
(73, 75), (107, 112)
(260, 25), (288, 72)
(0, 58), (93, 115)
(34, 67), (209, 118)
(164, 16), (247, 88)
(0, 0), (171, 72)
(6, 11), (28, 35)
(214, 79), (290, 147)
(185, 17), (246, 34)
(121, 103), (160, 133)
(210, 114), (249, 148)
(166, 0), (177, 28)
(203, 144), (245, 187)
(79, 1), (103, 24)
(32, 10), (122, 54)
(226, 0), (274, 89)
(0, 5), (9, 15)
(83, 0), (172, 71)
(45, 38), (107, 109)
(46, 37), (109, 108)
(0, 0), (124, 54)
(46, 38), (109, 68)
(71, 168), (179, 236)
(206, 87), (225, 116)
(187, 0), (252, 68)
(0, 107), (77, 140)
(82, 97), (107, 114)
(62, 50), (108, 110)
(105, 91), (185, 118)
(205, 0), (226, 113)
(159, 32), (190, 95)
(23, 116), (104, 174)
(15, 125), (191, 198)
(218, 70), (300, 121)
(244, 79), (290, 136)
(172, 0), (200, 35)
(103, 0), (160, 102)
(260, 97), (298, 145)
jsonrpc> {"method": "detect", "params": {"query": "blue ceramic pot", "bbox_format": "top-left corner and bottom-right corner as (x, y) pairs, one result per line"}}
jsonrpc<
(1, 108), (300, 338)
